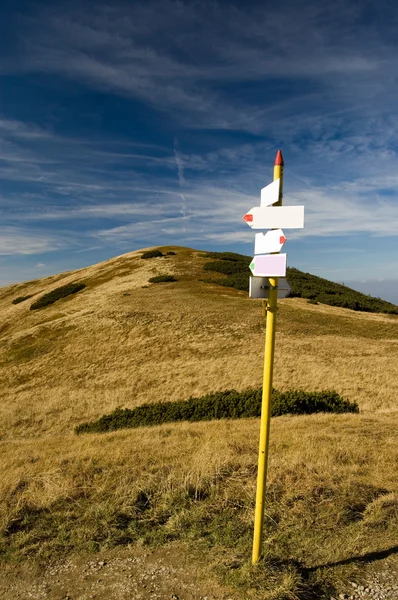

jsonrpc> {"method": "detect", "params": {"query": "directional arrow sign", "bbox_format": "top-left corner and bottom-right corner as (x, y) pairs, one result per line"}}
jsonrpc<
(249, 254), (287, 277)
(243, 205), (304, 230)
(254, 229), (286, 255)
(249, 276), (292, 299)
(260, 178), (280, 207)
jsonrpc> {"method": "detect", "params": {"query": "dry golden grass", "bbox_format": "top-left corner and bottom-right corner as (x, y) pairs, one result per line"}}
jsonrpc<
(0, 246), (397, 439)
(0, 245), (397, 598)
(0, 415), (397, 597)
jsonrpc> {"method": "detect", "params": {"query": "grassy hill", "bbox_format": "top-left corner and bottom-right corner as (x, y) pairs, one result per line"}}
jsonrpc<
(0, 246), (397, 599)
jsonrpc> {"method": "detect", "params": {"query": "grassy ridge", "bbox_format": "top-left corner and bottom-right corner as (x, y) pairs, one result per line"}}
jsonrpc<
(201, 252), (398, 314)
(75, 388), (358, 434)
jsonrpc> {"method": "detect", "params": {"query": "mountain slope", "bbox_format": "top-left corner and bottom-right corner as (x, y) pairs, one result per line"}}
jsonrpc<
(0, 246), (397, 599)
(0, 246), (397, 440)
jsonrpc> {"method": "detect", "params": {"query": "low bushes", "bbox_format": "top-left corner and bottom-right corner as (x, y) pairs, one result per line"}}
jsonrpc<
(12, 295), (34, 304)
(148, 275), (177, 283)
(287, 267), (398, 314)
(203, 260), (245, 276)
(202, 252), (243, 262)
(75, 388), (358, 434)
(141, 250), (163, 259)
(201, 251), (398, 314)
(30, 282), (86, 310)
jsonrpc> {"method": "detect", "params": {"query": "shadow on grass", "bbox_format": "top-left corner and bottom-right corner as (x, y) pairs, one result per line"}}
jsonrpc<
(253, 547), (398, 599)
(303, 544), (398, 573)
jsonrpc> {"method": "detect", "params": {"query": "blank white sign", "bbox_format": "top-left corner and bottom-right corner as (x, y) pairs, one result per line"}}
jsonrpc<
(260, 178), (280, 207)
(254, 229), (286, 254)
(244, 206), (304, 230)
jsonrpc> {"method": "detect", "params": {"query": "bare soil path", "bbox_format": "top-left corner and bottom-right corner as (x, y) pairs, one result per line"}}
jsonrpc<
(0, 545), (238, 600)
(1, 549), (398, 599)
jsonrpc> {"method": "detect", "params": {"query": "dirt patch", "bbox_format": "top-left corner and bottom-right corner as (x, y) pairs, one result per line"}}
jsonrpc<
(0, 544), (237, 600)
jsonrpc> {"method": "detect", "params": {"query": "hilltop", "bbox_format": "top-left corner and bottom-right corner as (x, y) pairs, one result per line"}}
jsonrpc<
(0, 246), (397, 599)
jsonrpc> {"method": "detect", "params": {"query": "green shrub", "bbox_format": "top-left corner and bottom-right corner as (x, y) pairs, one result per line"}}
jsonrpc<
(201, 251), (398, 314)
(203, 261), (246, 276)
(287, 267), (398, 314)
(30, 282), (86, 310)
(12, 295), (33, 305)
(166, 251), (176, 255)
(148, 275), (177, 283)
(141, 250), (164, 259)
(202, 252), (243, 262)
(75, 388), (358, 434)
(271, 389), (358, 416)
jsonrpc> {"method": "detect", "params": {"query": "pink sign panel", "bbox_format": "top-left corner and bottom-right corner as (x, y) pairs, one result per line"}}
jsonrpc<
(249, 254), (287, 277)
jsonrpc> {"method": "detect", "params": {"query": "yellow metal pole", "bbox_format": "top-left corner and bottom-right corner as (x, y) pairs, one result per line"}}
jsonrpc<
(252, 149), (284, 564)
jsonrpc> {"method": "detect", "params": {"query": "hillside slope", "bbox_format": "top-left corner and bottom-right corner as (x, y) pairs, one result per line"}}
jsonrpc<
(0, 246), (397, 599)
(0, 246), (397, 440)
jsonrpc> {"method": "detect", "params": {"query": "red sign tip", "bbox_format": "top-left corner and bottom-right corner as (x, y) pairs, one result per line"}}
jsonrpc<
(274, 150), (284, 166)
(280, 235), (286, 244)
(243, 214), (253, 222)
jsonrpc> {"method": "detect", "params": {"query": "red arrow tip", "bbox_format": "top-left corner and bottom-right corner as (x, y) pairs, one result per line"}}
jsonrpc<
(274, 150), (284, 166)
(280, 235), (286, 244)
(243, 214), (253, 222)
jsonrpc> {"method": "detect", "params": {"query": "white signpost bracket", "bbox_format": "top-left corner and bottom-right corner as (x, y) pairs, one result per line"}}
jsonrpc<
(249, 276), (292, 299)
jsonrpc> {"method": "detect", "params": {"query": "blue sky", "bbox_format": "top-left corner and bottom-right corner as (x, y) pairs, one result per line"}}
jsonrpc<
(1, 0), (398, 303)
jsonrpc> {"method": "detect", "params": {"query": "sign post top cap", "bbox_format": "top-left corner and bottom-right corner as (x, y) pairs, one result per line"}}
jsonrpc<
(274, 150), (284, 166)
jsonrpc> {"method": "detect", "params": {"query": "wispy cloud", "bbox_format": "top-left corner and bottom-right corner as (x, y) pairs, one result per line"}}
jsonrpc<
(173, 138), (187, 223)
(173, 138), (185, 187)
(0, 227), (70, 255)
(5, 1), (398, 134)
(2, 0), (398, 287)
(1, 114), (398, 260)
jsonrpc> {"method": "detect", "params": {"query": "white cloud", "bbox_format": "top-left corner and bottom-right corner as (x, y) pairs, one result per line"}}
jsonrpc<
(0, 228), (70, 255)
(2, 0), (398, 278)
(5, 1), (397, 134)
(173, 138), (185, 187)
(2, 109), (398, 254)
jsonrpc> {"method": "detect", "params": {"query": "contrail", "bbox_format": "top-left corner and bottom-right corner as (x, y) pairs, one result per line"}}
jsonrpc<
(174, 138), (187, 223)
(173, 137), (186, 187)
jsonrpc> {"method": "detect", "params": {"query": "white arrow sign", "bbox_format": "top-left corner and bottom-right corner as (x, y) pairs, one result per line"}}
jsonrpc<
(243, 205), (304, 230)
(254, 229), (286, 255)
(249, 276), (292, 299)
(260, 178), (280, 207)
(249, 254), (287, 277)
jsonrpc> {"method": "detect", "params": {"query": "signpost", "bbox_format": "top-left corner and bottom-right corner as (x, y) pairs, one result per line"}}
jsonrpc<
(243, 149), (305, 565)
